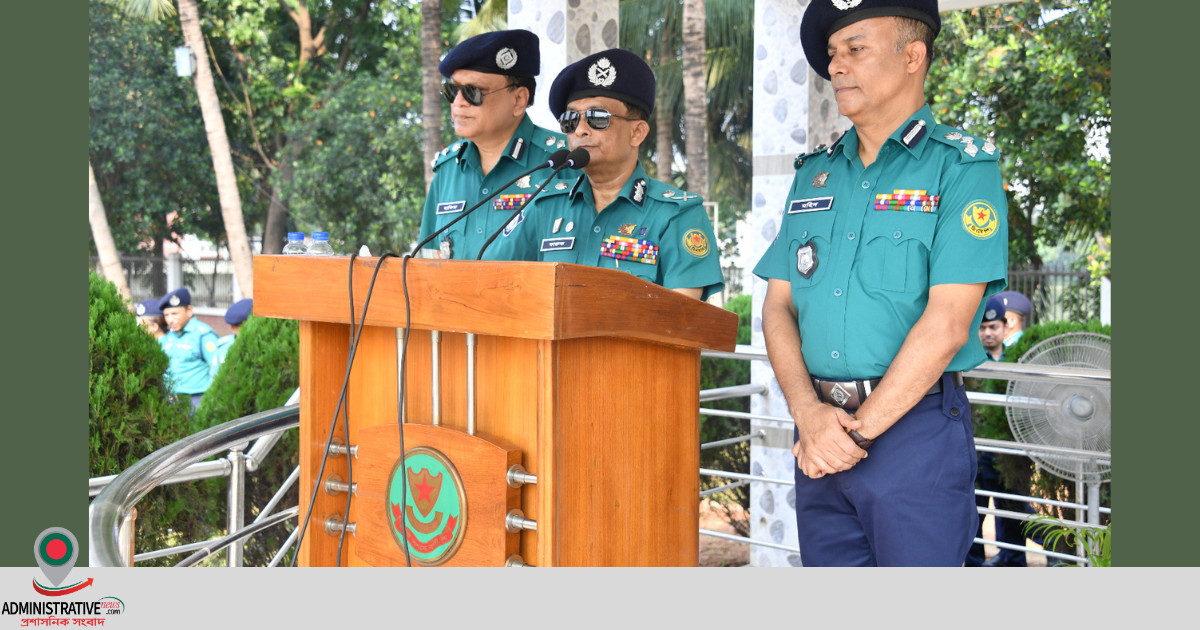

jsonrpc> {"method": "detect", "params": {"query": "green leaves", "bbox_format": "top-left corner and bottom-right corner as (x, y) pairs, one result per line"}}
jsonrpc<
(1023, 515), (1111, 567)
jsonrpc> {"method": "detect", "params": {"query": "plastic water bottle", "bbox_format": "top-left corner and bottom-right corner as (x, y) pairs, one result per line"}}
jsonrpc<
(306, 231), (334, 256)
(283, 232), (307, 255)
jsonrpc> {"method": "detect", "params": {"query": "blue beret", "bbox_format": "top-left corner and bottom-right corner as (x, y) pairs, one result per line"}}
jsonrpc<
(439, 29), (540, 79)
(801, 0), (941, 81)
(136, 299), (163, 317)
(158, 287), (191, 310)
(548, 48), (655, 120)
(225, 299), (253, 326)
(995, 291), (1032, 317)
(982, 296), (1006, 323)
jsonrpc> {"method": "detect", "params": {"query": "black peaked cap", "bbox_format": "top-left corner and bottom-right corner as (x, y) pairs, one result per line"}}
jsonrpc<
(439, 29), (541, 79)
(548, 48), (655, 120)
(801, 0), (941, 81)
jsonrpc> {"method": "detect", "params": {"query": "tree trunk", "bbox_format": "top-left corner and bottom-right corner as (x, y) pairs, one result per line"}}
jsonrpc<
(178, 0), (254, 297)
(421, 0), (444, 189)
(261, 136), (290, 255)
(682, 0), (709, 199)
(655, 34), (674, 185)
(89, 161), (132, 301)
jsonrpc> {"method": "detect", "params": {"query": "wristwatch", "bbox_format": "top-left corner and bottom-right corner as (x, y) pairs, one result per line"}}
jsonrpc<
(846, 428), (874, 450)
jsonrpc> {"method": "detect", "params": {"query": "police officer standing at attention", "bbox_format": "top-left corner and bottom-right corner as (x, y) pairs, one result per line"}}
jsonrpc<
(484, 49), (724, 301)
(754, 0), (1008, 566)
(418, 30), (567, 260)
(159, 288), (220, 413)
(211, 298), (252, 377)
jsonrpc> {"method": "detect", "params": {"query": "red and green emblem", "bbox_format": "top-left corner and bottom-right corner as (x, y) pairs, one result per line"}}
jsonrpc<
(386, 447), (466, 565)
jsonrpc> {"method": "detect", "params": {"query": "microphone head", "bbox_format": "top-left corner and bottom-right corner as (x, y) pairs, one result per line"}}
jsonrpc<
(546, 148), (570, 168)
(566, 148), (591, 169)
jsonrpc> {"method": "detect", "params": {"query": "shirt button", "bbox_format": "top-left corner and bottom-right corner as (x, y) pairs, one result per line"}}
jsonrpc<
(894, 230), (902, 239)
(861, 180), (870, 189)
(801, 230), (808, 239)
(482, 188), (490, 194)
(834, 288), (843, 297)
(477, 228), (483, 234)
(847, 232), (855, 240)
(831, 351), (840, 359)
(593, 226), (601, 233)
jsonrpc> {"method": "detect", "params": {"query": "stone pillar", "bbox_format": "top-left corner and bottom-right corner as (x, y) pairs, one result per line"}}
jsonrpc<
(747, 0), (849, 567)
(166, 252), (184, 293)
(508, 0), (620, 131)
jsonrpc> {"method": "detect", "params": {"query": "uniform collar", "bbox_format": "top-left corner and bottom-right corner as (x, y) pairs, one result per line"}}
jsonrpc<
(568, 162), (650, 214)
(832, 104), (937, 163)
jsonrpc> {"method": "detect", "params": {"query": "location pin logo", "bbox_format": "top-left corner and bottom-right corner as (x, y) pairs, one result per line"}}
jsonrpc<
(34, 528), (78, 587)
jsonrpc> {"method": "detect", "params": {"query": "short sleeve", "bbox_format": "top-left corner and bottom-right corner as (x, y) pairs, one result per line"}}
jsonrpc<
(660, 203), (725, 300)
(200, 331), (220, 363)
(752, 224), (790, 282)
(928, 161), (1009, 297)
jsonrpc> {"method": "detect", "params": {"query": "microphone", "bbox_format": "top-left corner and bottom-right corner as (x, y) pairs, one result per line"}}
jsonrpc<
(474, 148), (591, 260)
(409, 149), (571, 257)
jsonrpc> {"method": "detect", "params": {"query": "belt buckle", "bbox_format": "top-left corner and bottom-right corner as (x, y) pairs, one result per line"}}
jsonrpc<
(828, 382), (854, 408)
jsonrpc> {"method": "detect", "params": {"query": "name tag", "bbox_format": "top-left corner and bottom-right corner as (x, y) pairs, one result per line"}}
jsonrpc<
(436, 201), (466, 215)
(541, 237), (575, 252)
(788, 196), (834, 213)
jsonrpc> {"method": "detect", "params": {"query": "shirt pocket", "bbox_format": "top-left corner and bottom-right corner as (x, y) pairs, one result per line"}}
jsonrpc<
(786, 211), (837, 289)
(860, 212), (936, 293)
(620, 260), (658, 283)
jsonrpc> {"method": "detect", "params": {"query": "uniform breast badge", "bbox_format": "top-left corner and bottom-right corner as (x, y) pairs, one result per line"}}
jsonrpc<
(618, 223), (637, 236)
(813, 172), (830, 188)
(440, 235), (453, 258)
(796, 239), (818, 279)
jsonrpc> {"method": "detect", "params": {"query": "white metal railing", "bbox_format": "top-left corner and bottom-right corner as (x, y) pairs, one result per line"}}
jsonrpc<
(696, 346), (1111, 566)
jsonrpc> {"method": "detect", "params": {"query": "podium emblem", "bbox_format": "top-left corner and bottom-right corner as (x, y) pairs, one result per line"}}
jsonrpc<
(387, 447), (467, 566)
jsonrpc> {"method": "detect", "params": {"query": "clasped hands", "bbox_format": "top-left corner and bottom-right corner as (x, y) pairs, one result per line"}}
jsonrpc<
(792, 403), (869, 479)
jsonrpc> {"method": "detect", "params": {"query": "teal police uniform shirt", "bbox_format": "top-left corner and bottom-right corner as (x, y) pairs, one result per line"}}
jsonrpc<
(418, 114), (566, 260)
(483, 162), (726, 301)
(161, 317), (220, 395)
(1003, 329), (1023, 348)
(753, 105), (1008, 380)
(210, 334), (236, 377)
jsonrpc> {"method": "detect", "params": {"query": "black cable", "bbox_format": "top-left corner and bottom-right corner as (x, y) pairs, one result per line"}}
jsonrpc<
(291, 251), (403, 567)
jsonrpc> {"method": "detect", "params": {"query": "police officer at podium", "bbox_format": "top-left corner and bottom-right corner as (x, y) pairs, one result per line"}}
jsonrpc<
(418, 30), (567, 260)
(483, 49), (724, 302)
(753, 0), (1009, 566)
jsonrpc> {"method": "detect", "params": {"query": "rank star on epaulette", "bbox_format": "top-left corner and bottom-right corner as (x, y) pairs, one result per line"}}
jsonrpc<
(944, 132), (962, 141)
(555, 182), (569, 190)
(545, 136), (555, 147)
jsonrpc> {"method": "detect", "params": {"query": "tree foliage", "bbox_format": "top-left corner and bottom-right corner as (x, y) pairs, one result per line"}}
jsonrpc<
(929, 0), (1110, 267)
(89, 273), (201, 566)
(89, 0), (227, 254)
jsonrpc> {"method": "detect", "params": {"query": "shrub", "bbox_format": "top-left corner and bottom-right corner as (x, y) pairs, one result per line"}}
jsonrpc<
(89, 273), (200, 566)
(698, 294), (752, 536)
(193, 315), (300, 566)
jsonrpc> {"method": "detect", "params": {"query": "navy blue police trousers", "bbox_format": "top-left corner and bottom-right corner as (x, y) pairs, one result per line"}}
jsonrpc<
(792, 372), (979, 566)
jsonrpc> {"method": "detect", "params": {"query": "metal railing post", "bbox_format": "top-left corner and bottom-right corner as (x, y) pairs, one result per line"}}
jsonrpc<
(226, 444), (247, 568)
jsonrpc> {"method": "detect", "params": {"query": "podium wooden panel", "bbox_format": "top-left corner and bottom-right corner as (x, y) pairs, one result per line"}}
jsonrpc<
(255, 256), (737, 567)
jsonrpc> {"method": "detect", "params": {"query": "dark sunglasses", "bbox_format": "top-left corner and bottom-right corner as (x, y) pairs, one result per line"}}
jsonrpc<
(557, 108), (639, 134)
(441, 82), (514, 106)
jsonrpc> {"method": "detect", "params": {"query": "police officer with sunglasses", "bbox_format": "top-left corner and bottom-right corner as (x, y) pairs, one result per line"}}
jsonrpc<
(417, 30), (567, 260)
(482, 49), (724, 302)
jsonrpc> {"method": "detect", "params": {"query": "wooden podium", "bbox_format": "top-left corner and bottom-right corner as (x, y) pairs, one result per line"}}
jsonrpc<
(254, 256), (737, 567)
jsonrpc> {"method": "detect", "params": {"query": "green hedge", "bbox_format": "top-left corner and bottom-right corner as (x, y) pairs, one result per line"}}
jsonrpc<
(968, 319), (1112, 520)
(192, 315), (300, 566)
(89, 273), (201, 566)
(698, 294), (752, 536)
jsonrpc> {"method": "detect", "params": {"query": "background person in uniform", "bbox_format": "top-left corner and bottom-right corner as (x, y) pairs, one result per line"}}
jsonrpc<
(979, 295), (1008, 361)
(211, 298), (252, 377)
(135, 298), (168, 342)
(965, 296), (1029, 567)
(754, 0), (1009, 566)
(418, 29), (567, 260)
(159, 288), (220, 413)
(483, 49), (724, 301)
(994, 290), (1031, 349)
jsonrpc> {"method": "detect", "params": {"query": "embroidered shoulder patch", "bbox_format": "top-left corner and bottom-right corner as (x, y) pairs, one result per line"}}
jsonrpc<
(961, 200), (998, 239)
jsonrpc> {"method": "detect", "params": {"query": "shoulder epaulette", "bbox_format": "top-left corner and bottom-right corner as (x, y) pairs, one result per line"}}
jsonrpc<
(646, 178), (703, 206)
(533, 127), (569, 153)
(793, 130), (847, 170)
(930, 124), (999, 163)
(431, 141), (467, 172)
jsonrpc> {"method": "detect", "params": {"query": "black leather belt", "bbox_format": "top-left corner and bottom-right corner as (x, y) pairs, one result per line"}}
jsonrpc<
(811, 372), (964, 412)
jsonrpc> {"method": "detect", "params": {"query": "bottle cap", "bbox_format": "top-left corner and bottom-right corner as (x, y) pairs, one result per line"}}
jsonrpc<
(312, 231), (329, 240)
(287, 232), (305, 240)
